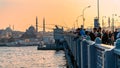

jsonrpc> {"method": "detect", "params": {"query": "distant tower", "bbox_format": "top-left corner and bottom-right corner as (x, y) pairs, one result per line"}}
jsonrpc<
(108, 17), (110, 28)
(9, 24), (11, 28)
(36, 16), (38, 32)
(43, 17), (45, 34)
(13, 25), (14, 31)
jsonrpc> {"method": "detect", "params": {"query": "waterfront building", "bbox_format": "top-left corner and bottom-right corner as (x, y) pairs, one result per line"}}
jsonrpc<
(0, 27), (12, 38)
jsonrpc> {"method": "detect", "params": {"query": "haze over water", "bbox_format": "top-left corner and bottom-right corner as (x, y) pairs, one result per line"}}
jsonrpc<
(0, 46), (66, 68)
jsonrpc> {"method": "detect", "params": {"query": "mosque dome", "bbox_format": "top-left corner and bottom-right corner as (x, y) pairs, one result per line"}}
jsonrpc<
(5, 27), (12, 32)
(21, 25), (36, 38)
(28, 26), (36, 32)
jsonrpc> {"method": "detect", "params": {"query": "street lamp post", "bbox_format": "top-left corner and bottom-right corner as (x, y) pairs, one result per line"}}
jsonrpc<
(112, 14), (117, 32)
(76, 15), (83, 28)
(97, 0), (100, 24)
(82, 5), (91, 28)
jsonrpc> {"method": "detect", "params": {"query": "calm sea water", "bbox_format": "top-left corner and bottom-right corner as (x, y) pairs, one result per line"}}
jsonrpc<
(0, 46), (66, 68)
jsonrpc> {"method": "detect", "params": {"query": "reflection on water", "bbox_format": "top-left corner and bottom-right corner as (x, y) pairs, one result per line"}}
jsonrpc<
(0, 46), (66, 68)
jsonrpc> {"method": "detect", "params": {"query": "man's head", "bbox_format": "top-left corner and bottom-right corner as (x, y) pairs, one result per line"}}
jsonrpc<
(115, 29), (118, 32)
(93, 28), (97, 32)
(81, 25), (83, 29)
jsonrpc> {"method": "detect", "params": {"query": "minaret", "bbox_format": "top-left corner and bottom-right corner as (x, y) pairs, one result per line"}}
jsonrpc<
(9, 24), (11, 28)
(108, 17), (110, 28)
(43, 17), (45, 34)
(36, 16), (38, 33)
(13, 25), (14, 31)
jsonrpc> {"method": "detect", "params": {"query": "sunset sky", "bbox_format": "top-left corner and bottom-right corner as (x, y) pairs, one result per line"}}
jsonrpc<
(0, 0), (120, 31)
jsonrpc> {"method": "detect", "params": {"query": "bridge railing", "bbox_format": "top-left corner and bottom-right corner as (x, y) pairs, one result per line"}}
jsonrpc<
(63, 33), (120, 68)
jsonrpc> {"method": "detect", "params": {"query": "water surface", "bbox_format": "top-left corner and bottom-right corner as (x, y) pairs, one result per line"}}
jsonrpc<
(0, 46), (66, 68)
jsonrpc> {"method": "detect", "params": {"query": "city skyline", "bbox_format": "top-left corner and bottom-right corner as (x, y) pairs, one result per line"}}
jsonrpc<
(0, 0), (120, 31)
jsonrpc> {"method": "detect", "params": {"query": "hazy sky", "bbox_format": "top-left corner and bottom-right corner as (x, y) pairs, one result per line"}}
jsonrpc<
(0, 0), (120, 31)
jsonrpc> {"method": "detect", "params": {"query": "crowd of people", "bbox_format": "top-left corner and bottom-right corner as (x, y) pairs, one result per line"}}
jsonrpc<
(74, 25), (120, 45)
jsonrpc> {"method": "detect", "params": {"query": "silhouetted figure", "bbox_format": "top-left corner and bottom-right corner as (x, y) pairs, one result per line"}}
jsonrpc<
(102, 30), (109, 44)
(79, 25), (86, 36)
(117, 31), (120, 39)
(97, 27), (102, 38)
(73, 28), (81, 41)
(114, 29), (118, 41)
(89, 30), (95, 41)
(89, 28), (97, 41)
(108, 31), (113, 45)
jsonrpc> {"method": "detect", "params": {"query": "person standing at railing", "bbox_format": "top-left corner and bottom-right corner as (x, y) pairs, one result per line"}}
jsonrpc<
(79, 25), (86, 37)
(117, 31), (120, 39)
(89, 28), (96, 41)
(97, 27), (102, 38)
(93, 28), (98, 38)
(73, 28), (81, 41)
(75, 28), (81, 35)
(110, 33), (114, 45)
(114, 29), (118, 41)
(102, 30), (109, 44)
(108, 31), (114, 45)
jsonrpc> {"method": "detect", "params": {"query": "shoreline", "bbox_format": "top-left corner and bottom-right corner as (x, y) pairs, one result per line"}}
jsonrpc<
(0, 45), (38, 47)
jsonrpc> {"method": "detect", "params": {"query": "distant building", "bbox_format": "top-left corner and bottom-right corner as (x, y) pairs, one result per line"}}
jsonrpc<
(12, 31), (24, 38)
(21, 26), (37, 38)
(0, 27), (12, 38)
